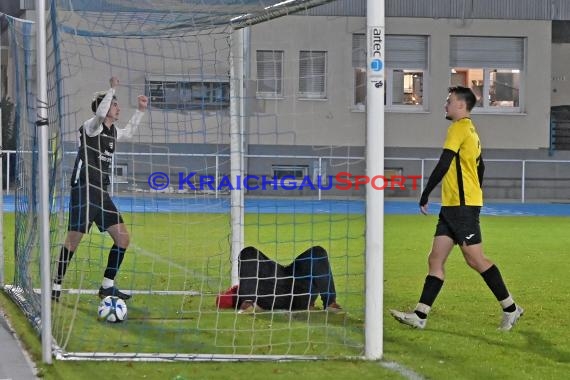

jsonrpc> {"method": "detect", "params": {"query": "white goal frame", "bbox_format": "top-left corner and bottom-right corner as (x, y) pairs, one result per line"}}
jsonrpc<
(26, 0), (386, 363)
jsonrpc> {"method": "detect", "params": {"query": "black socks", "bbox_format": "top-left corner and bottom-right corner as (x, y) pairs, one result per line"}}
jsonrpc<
(54, 246), (75, 284)
(481, 264), (516, 312)
(103, 245), (127, 280)
(415, 275), (444, 319)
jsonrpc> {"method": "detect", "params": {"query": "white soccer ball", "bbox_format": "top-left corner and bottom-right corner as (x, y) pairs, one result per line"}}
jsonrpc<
(97, 296), (127, 323)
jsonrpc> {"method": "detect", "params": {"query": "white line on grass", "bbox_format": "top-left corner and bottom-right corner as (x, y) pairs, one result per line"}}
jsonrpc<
(32, 288), (201, 296)
(380, 360), (425, 380)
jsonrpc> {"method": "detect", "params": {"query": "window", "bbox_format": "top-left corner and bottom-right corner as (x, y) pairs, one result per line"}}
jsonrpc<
(389, 70), (425, 107)
(298, 51), (327, 99)
(112, 164), (128, 184)
(352, 34), (428, 111)
(352, 34), (367, 110)
(146, 76), (230, 110)
(272, 165), (309, 179)
(256, 50), (284, 98)
(450, 36), (524, 112)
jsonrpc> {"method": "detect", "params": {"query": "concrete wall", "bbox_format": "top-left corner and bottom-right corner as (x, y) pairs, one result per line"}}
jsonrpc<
(551, 43), (570, 107)
(386, 18), (551, 150)
(7, 13), (554, 151)
(249, 16), (553, 150)
(247, 16), (365, 147)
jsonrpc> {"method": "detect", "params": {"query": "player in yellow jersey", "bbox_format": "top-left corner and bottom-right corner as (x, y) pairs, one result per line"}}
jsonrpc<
(390, 86), (523, 331)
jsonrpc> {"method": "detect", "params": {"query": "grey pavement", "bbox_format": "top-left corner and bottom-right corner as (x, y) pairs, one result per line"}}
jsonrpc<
(0, 308), (38, 380)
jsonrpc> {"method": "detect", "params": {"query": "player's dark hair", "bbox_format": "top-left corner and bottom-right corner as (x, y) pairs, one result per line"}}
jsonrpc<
(448, 86), (476, 111)
(91, 92), (117, 113)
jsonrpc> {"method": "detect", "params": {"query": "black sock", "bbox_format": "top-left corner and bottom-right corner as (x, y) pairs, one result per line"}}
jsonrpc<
(503, 303), (516, 313)
(480, 265), (515, 311)
(54, 247), (75, 284)
(414, 311), (428, 319)
(415, 275), (444, 319)
(103, 245), (127, 280)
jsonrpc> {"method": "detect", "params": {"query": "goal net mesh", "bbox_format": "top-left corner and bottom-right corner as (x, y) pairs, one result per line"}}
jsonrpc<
(4, 0), (370, 360)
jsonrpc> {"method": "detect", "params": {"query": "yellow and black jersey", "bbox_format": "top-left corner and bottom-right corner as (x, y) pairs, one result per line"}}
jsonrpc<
(442, 118), (483, 206)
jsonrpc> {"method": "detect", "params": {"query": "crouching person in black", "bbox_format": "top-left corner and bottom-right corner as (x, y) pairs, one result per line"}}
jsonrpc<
(236, 246), (342, 313)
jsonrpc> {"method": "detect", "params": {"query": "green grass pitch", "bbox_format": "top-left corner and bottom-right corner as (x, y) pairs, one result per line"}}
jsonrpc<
(1, 212), (569, 379)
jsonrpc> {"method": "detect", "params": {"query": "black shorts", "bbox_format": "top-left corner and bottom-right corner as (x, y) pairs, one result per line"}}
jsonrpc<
(435, 206), (482, 246)
(68, 183), (123, 233)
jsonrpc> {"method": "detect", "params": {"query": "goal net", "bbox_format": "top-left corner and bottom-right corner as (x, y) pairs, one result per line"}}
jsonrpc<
(3, 0), (378, 360)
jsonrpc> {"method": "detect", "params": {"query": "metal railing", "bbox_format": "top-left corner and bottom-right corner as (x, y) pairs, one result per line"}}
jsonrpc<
(3, 149), (570, 203)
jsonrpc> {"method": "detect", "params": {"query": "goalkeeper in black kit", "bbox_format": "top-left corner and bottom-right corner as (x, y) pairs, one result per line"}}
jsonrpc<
(217, 246), (343, 313)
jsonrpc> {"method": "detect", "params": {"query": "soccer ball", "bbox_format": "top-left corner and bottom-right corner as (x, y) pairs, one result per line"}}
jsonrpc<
(97, 296), (127, 323)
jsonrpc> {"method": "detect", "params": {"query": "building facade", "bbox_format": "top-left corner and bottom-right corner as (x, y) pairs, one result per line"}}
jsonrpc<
(3, 0), (570, 199)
